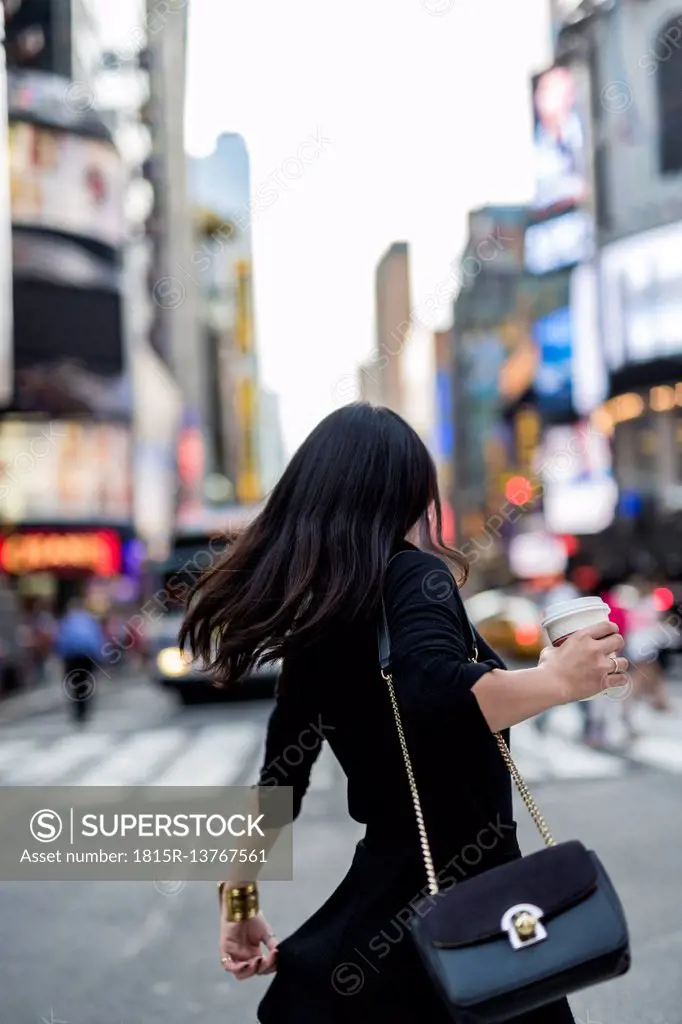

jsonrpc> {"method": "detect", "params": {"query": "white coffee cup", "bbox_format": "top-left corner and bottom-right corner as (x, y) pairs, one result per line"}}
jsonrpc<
(541, 596), (615, 701)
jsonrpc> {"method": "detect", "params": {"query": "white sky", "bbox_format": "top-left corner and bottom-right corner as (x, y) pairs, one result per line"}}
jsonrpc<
(185, 0), (552, 456)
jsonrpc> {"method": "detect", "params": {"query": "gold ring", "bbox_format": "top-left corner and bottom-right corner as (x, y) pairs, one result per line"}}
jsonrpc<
(608, 654), (619, 675)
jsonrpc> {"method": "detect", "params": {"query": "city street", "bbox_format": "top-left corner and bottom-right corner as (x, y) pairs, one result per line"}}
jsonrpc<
(0, 675), (681, 1023)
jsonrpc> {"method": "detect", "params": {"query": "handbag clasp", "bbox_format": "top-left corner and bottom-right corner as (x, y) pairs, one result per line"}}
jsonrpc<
(501, 903), (547, 950)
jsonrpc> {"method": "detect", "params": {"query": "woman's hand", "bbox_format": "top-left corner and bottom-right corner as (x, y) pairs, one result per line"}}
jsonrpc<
(538, 621), (627, 703)
(219, 912), (278, 979)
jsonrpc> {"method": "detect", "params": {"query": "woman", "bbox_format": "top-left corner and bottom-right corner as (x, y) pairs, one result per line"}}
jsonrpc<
(180, 404), (626, 1024)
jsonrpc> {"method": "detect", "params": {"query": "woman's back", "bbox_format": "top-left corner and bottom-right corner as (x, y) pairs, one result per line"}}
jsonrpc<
(260, 547), (518, 865)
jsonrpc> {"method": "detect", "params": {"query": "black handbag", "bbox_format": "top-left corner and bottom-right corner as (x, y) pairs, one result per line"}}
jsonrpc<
(377, 571), (631, 1023)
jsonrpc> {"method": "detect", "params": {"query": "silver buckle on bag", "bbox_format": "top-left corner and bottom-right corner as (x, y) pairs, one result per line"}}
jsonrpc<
(501, 904), (547, 950)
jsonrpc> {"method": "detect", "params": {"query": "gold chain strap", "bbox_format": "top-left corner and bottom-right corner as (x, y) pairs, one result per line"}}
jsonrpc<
(493, 733), (555, 848)
(382, 668), (555, 897)
(382, 669), (439, 896)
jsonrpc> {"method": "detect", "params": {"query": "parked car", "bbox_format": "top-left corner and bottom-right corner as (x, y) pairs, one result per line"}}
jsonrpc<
(147, 612), (279, 705)
(464, 589), (544, 662)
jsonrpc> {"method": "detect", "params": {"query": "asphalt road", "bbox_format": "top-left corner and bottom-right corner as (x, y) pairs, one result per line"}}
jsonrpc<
(0, 675), (681, 1023)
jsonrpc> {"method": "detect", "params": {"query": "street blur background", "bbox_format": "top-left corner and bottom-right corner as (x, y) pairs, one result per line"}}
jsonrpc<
(1, 0), (682, 1021)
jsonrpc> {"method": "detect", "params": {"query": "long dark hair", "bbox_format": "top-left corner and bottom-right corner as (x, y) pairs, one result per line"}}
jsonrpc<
(179, 403), (467, 684)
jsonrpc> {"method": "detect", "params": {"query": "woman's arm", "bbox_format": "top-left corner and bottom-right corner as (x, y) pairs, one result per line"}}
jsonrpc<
(217, 656), (325, 979)
(219, 655), (325, 890)
(471, 663), (564, 732)
(384, 550), (625, 732)
(473, 622), (624, 730)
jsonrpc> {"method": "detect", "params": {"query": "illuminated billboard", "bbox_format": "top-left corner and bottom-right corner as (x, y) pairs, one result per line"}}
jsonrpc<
(533, 306), (573, 418)
(530, 65), (589, 218)
(600, 220), (682, 378)
(524, 208), (594, 275)
(540, 422), (618, 535)
(8, 121), (124, 249)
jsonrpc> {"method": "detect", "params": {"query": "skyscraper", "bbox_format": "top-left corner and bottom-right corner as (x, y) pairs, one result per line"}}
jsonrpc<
(373, 242), (411, 414)
(188, 133), (270, 503)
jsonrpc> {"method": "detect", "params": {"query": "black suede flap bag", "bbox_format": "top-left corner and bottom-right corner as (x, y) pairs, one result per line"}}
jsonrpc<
(377, 567), (630, 1023)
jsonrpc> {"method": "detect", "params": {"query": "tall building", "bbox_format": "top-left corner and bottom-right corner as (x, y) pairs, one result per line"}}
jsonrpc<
(450, 205), (531, 578)
(433, 328), (454, 502)
(1, 2), (132, 609)
(553, 0), (682, 580)
(0, 0), (184, 609)
(90, 0), (184, 564)
(369, 242), (411, 413)
(187, 133), (269, 504)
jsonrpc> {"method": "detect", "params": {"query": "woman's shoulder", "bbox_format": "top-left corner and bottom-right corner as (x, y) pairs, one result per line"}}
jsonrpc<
(385, 545), (456, 589)
(384, 546), (463, 613)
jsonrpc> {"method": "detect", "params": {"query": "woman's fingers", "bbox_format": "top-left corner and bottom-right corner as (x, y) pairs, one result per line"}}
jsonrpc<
(221, 954), (243, 974)
(223, 933), (259, 959)
(257, 946), (278, 974)
(604, 656), (629, 676)
(223, 957), (260, 979)
(236, 959), (261, 979)
(597, 631), (625, 655)
(221, 940), (258, 972)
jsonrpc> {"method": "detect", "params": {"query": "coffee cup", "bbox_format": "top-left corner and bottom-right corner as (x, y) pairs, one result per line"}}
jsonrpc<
(541, 596), (614, 701)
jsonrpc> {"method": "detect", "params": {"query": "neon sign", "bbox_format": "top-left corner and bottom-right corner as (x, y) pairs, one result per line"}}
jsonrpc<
(0, 531), (121, 576)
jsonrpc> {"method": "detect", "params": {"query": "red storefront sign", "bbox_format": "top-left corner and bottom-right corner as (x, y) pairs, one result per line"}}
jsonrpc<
(0, 530), (121, 576)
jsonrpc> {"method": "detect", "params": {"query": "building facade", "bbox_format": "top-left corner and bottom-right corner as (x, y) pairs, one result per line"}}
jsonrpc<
(368, 241), (411, 413)
(451, 205), (530, 573)
(555, 0), (682, 579)
(0, 0), (184, 608)
(187, 133), (267, 505)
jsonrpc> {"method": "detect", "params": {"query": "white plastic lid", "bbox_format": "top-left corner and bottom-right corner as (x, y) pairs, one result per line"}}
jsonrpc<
(542, 596), (609, 624)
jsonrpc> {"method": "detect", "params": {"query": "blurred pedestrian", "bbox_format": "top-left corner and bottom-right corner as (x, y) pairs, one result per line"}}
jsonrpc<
(626, 578), (672, 712)
(55, 598), (106, 724)
(600, 581), (636, 744)
(653, 585), (680, 684)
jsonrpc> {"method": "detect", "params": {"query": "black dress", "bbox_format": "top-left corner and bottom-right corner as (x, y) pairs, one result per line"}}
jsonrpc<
(257, 547), (574, 1023)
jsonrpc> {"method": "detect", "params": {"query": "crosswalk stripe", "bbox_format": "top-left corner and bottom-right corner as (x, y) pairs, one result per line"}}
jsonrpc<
(510, 723), (625, 780)
(627, 736), (682, 773)
(0, 740), (35, 770)
(1, 696), (682, 789)
(77, 729), (187, 786)
(150, 724), (261, 787)
(1, 734), (115, 785)
(542, 705), (582, 741)
(536, 735), (624, 778)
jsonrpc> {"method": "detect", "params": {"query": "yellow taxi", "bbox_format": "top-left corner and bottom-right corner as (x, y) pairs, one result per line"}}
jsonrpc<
(464, 590), (545, 662)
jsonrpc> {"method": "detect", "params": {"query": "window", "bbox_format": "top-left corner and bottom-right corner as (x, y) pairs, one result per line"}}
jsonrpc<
(657, 18), (682, 173)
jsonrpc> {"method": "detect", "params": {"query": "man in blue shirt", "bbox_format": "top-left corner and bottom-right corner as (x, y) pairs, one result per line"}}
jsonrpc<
(55, 598), (106, 723)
